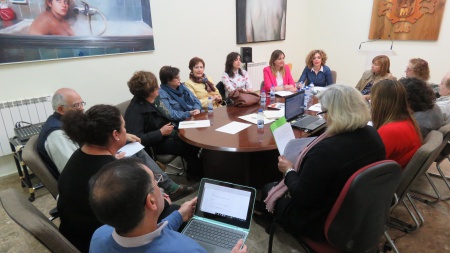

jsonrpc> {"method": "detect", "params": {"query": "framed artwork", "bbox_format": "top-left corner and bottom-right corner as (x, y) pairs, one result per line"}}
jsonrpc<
(368, 0), (446, 40)
(236, 0), (287, 44)
(0, 0), (154, 64)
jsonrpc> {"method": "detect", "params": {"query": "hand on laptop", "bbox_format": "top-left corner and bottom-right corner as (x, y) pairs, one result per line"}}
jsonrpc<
(231, 239), (247, 253)
(178, 197), (198, 222)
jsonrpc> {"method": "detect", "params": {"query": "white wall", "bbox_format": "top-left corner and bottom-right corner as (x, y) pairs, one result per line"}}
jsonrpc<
(0, 0), (449, 176)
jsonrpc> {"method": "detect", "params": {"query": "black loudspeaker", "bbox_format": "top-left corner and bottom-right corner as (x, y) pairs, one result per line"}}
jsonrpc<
(241, 47), (252, 63)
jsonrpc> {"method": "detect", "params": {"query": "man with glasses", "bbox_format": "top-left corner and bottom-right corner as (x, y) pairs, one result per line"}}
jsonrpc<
(37, 88), (196, 200)
(89, 159), (247, 253)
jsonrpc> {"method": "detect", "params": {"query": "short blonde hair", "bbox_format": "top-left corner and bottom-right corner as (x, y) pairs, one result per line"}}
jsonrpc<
(317, 84), (370, 135)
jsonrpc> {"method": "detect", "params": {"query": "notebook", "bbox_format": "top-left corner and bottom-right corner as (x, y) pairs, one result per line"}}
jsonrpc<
(285, 90), (326, 131)
(182, 178), (256, 253)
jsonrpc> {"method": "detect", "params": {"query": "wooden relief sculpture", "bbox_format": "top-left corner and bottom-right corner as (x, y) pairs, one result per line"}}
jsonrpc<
(369, 0), (446, 40)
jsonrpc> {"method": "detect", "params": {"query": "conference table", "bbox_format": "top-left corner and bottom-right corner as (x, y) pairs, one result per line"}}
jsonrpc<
(178, 97), (324, 189)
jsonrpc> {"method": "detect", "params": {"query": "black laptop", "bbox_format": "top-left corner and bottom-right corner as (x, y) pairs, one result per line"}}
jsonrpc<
(285, 90), (326, 131)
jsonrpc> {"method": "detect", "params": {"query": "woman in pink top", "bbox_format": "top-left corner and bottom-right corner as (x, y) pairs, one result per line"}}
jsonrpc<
(263, 50), (296, 92)
(371, 79), (422, 168)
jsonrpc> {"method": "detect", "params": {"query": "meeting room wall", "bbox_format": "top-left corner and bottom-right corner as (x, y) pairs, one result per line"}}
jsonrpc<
(0, 0), (449, 176)
(0, 0), (309, 177)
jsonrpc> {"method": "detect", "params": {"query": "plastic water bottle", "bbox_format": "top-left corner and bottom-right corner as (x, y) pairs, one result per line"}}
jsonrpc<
(270, 84), (275, 99)
(304, 86), (310, 108)
(309, 83), (315, 96)
(260, 90), (266, 107)
(207, 96), (213, 113)
(257, 109), (264, 129)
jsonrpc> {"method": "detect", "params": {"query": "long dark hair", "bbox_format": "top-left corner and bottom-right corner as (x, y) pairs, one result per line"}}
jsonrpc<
(225, 52), (243, 78)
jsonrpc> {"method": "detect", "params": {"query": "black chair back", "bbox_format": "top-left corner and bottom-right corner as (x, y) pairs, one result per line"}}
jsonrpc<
(325, 160), (402, 252)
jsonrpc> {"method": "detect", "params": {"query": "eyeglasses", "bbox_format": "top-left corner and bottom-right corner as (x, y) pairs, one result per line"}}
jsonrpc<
(316, 110), (327, 116)
(173, 75), (181, 80)
(65, 101), (86, 109)
(143, 173), (163, 205)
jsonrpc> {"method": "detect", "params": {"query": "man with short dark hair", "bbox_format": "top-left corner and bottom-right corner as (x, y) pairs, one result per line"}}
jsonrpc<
(37, 88), (195, 200)
(89, 159), (247, 253)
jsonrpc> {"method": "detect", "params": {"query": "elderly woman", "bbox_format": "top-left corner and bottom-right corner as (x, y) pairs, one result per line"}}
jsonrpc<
(371, 79), (422, 168)
(263, 50), (297, 92)
(400, 77), (444, 139)
(222, 52), (253, 97)
(298, 49), (333, 87)
(58, 105), (181, 252)
(405, 58), (430, 82)
(355, 55), (395, 100)
(158, 66), (202, 121)
(184, 57), (222, 108)
(255, 85), (386, 242)
(124, 71), (203, 182)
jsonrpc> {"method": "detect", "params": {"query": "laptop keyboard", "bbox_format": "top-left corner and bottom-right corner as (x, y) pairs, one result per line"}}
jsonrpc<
(184, 220), (245, 250)
(292, 115), (320, 128)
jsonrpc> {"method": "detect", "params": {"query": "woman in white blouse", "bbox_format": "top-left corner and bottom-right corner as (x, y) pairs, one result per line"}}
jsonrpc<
(222, 52), (253, 97)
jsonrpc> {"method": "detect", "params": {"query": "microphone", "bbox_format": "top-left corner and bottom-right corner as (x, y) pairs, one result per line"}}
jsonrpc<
(388, 34), (394, 50)
(359, 37), (381, 50)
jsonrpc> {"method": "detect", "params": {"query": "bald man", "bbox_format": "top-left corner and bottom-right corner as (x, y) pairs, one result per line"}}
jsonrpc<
(436, 73), (450, 121)
(37, 88), (196, 200)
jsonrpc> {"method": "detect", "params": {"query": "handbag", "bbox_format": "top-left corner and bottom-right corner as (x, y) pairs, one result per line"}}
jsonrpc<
(228, 89), (260, 107)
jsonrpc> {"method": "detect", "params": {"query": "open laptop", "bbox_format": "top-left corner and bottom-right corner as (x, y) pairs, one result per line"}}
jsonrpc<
(285, 90), (326, 131)
(182, 178), (256, 253)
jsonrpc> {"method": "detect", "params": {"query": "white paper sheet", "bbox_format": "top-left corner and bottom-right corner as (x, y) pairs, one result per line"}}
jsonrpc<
(238, 113), (275, 125)
(178, 120), (211, 129)
(272, 123), (295, 155)
(274, 91), (294, 97)
(215, 121), (251, 134)
(264, 110), (284, 119)
(308, 103), (322, 112)
(117, 142), (144, 157)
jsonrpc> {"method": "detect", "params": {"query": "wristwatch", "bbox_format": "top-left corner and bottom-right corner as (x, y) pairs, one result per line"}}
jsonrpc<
(285, 168), (295, 177)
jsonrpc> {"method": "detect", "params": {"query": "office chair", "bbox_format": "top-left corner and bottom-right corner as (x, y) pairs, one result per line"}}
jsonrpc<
(389, 130), (442, 232)
(115, 100), (186, 176)
(331, 70), (337, 84)
(22, 135), (59, 219)
(0, 188), (80, 253)
(216, 81), (230, 105)
(268, 160), (402, 253)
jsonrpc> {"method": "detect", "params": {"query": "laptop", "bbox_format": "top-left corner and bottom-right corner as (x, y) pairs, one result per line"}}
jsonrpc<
(182, 178), (256, 253)
(285, 90), (326, 131)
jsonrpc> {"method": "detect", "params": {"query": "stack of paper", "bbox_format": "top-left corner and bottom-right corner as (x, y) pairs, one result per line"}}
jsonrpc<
(238, 113), (275, 125)
(178, 120), (211, 129)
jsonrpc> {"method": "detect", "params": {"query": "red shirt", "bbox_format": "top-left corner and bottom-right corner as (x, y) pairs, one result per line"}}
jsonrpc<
(378, 120), (422, 168)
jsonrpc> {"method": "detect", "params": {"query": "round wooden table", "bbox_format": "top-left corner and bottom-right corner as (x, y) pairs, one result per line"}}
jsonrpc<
(178, 100), (320, 188)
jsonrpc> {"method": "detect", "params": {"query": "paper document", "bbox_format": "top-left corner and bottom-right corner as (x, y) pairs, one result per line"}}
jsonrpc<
(216, 121), (251, 134)
(267, 102), (285, 110)
(178, 120), (211, 129)
(308, 103), (322, 112)
(314, 86), (328, 94)
(274, 91), (294, 97)
(238, 113), (275, 125)
(270, 117), (316, 163)
(264, 110), (284, 119)
(117, 142), (144, 157)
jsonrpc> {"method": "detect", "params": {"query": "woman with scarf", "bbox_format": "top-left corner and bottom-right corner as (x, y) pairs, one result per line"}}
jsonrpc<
(185, 57), (222, 108)
(255, 84), (385, 242)
(158, 66), (202, 122)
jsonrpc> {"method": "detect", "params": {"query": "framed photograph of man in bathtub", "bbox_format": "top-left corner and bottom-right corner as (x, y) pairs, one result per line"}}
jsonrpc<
(236, 0), (287, 44)
(0, 0), (154, 64)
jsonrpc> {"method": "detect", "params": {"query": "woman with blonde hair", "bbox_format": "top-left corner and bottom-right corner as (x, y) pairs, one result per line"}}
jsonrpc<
(298, 49), (333, 87)
(371, 79), (422, 168)
(356, 55), (395, 100)
(255, 84), (385, 242)
(263, 49), (296, 92)
(405, 58), (430, 81)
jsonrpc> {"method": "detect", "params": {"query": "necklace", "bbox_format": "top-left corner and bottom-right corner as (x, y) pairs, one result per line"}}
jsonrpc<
(83, 144), (113, 156)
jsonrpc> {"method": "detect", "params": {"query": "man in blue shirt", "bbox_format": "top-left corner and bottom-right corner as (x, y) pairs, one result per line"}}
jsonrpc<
(89, 159), (247, 253)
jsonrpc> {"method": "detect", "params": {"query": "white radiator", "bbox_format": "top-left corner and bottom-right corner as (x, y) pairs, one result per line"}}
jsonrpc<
(247, 61), (268, 91)
(0, 95), (53, 156)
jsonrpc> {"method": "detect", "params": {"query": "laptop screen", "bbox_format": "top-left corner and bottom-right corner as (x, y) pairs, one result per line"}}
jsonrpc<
(285, 90), (305, 121)
(195, 178), (256, 229)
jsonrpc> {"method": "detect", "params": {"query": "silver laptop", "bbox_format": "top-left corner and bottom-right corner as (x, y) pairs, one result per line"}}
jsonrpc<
(182, 178), (256, 253)
(285, 90), (326, 131)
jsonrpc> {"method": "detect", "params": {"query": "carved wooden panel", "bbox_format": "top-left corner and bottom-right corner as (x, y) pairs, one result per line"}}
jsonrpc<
(369, 0), (446, 40)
